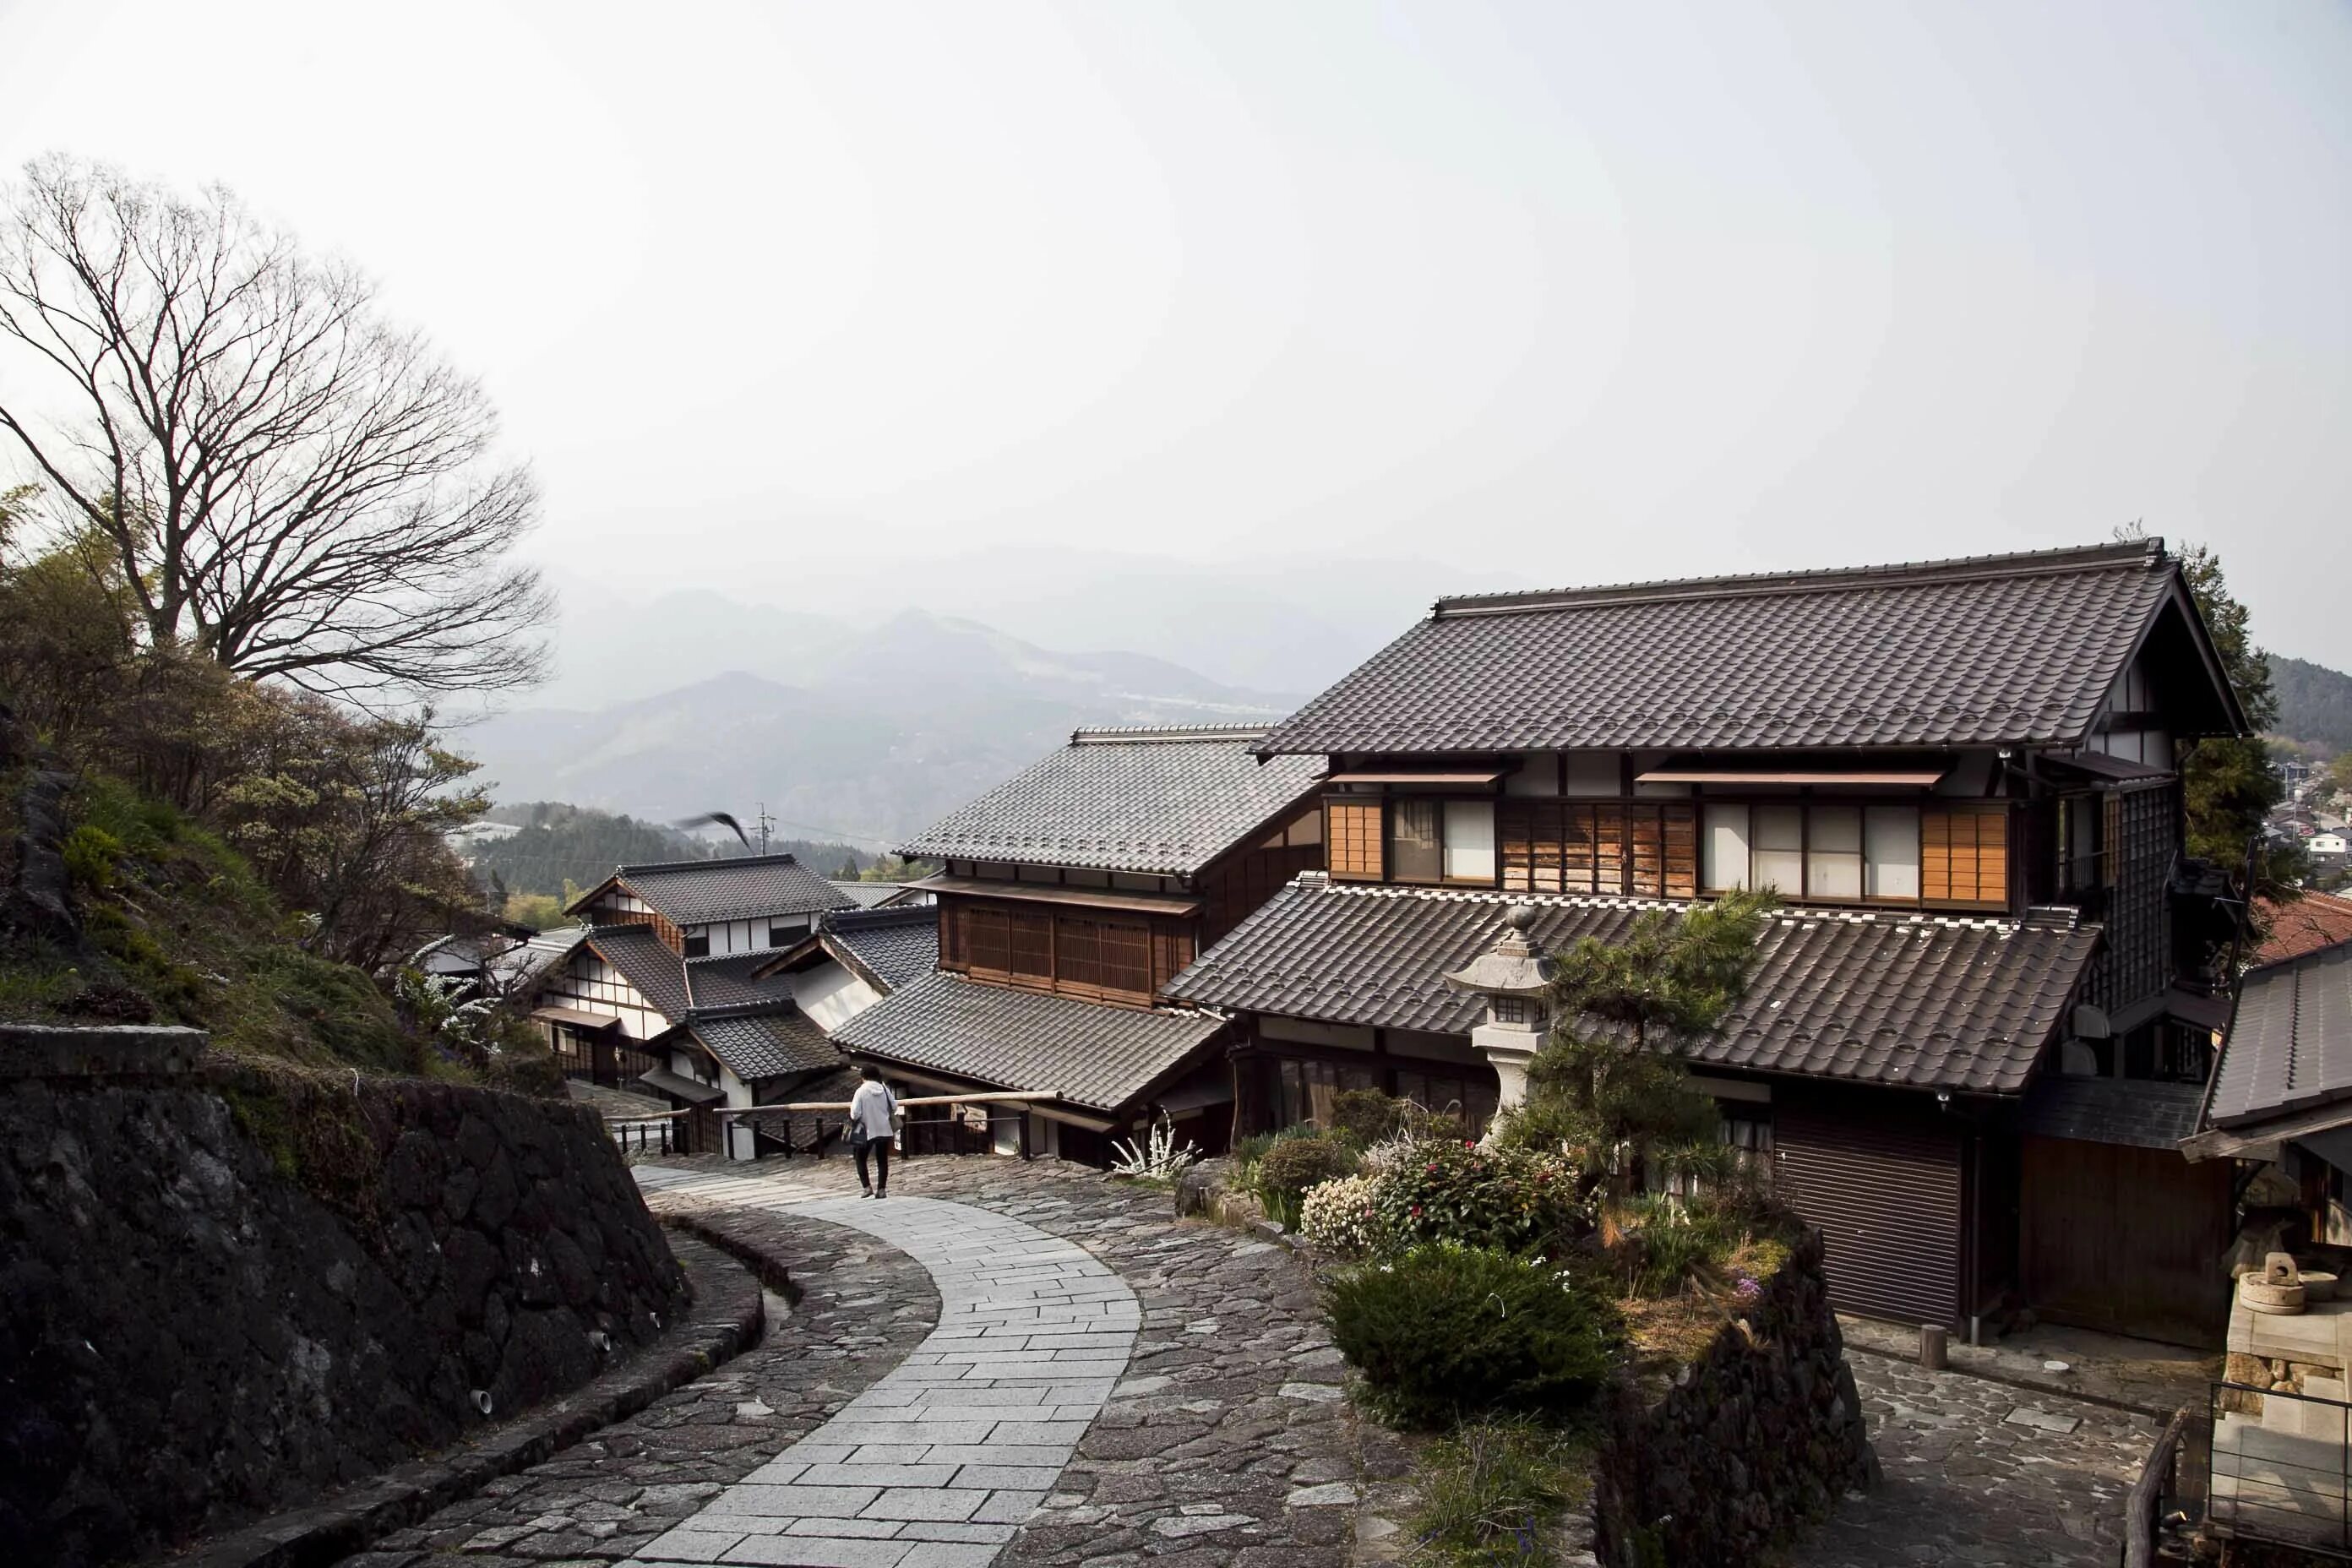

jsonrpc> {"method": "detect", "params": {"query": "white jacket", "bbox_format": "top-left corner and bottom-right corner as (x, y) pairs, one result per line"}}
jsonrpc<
(848, 1080), (897, 1143)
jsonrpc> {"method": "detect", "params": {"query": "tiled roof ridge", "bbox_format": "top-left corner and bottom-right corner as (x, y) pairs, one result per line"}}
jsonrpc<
(1299, 873), (2055, 937)
(1067, 724), (1274, 744)
(825, 904), (939, 929)
(617, 851), (805, 876)
(683, 999), (798, 1021)
(1431, 538), (2165, 620)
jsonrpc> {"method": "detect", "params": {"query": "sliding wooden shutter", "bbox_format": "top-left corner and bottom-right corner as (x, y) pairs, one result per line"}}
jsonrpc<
(1921, 804), (2010, 909)
(1327, 800), (1384, 880)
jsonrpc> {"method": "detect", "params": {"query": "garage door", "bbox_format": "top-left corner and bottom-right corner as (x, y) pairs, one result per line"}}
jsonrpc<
(1774, 1102), (1966, 1329)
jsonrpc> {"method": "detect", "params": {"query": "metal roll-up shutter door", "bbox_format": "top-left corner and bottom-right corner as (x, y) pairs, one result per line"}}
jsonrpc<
(1773, 1102), (1964, 1329)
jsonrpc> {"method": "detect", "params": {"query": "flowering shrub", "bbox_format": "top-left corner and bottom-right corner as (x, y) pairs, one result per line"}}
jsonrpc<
(1298, 1173), (1389, 1258)
(1253, 1135), (1359, 1227)
(1369, 1139), (1589, 1255)
(1326, 1241), (1620, 1426)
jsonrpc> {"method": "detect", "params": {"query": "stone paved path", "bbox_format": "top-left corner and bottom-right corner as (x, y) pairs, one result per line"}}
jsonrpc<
(624, 1171), (1141, 1568)
(350, 1206), (939, 1566)
(1791, 1351), (2158, 1566)
(639, 1158), (1367, 1568)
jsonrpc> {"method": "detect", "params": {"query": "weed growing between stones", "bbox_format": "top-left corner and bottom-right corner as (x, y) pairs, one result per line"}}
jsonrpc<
(1407, 1415), (1596, 1568)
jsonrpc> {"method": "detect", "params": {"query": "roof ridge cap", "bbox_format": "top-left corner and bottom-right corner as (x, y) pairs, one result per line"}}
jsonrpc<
(1431, 539), (2164, 619)
(619, 851), (804, 875)
(1069, 724), (1273, 744)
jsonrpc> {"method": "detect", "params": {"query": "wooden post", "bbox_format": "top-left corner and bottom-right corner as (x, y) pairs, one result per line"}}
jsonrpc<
(1919, 1324), (1949, 1370)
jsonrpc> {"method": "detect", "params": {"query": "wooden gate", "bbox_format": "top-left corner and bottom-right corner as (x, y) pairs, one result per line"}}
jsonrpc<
(2020, 1135), (2231, 1346)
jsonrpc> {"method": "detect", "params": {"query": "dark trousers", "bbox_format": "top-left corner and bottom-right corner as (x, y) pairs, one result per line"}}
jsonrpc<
(855, 1137), (890, 1192)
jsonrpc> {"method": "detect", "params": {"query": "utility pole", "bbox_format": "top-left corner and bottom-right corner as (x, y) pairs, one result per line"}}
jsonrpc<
(754, 803), (775, 856)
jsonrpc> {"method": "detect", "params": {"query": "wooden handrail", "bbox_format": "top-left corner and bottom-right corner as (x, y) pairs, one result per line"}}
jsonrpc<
(606, 1108), (695, 1121)
(2122, 1405), (2191, 1568)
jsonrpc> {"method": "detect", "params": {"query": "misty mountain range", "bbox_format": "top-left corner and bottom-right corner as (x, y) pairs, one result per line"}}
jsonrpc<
(453, 602), (1309, 848)
(459, 552), (2352, 852)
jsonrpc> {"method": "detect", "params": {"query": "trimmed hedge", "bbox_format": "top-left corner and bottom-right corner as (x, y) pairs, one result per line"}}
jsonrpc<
(1326, 1241), (1620, 1427)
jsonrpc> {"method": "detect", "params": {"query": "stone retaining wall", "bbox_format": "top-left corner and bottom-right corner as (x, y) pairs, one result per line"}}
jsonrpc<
(1590, 1229), (1879, 1566)
(0, 1049), (689, 1568)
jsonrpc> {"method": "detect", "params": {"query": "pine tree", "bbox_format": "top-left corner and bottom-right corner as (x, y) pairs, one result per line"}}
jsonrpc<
(1503, 889), (1777, 1189)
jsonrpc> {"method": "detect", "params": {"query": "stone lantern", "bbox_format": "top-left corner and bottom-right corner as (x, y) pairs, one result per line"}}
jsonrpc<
(1442, 905), (1556, 1129)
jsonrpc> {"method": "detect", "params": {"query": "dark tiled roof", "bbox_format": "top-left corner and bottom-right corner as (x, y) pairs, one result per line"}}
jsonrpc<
(2015, 1075), (2208, 1150)
(683, 952), (798, 1010)
(689, 1010), (840, 1080)
(1259, 542), (2186, 756)
(611, 854), (855, 926)
(2255, 892), (2352, 966)
(1165, 878), (2101, 1094)
(2210, 942), (2352, 1126)
(825, 906), (940, 992)
(897, 727), (1326, 875)
(831, 970), (1226, 1113)
(585, 926), (692, 1018)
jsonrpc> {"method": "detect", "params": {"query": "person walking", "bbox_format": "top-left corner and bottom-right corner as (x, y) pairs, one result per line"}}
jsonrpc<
(848, 1064), (897, 1199)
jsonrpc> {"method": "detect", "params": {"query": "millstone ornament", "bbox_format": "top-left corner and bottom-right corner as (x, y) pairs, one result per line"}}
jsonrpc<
(2242, 1252), (2308, 1316)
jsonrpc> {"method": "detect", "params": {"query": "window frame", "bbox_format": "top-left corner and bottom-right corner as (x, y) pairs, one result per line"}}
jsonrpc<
(1356, 788), (2012, 913)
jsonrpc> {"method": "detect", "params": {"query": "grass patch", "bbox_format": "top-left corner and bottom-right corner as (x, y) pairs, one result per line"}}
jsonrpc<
(1409, 1417), (1594, 1568)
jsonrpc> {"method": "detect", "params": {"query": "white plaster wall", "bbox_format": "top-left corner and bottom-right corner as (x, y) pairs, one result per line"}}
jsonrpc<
(794, 961), (885, 1032)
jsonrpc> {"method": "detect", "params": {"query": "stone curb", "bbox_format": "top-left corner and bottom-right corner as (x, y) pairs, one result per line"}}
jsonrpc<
(1838, 1337), (2170, 1422)
(165, 1234), (765, 1568)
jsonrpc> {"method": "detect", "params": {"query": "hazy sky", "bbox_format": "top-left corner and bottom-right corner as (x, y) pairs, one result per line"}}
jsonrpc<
(3, 0), (2349, 668)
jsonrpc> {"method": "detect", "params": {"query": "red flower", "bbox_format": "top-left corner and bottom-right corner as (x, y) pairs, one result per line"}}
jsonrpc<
(1411, 1205), (1423, 1216)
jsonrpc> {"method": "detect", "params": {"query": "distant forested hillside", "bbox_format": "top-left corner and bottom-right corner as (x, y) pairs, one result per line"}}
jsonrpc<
(2275, 656), (2352, 754)
(466, 803), (873, 906)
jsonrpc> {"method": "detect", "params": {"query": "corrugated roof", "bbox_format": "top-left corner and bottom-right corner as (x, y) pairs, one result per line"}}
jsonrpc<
(897, 728), (1326, 875)
(1165, 877), (2101, 1095)
(1258, 541), (2190, 756)
(2209, 942), (2352, 1126)
(2014, 1075), (2208, 1150)
(689, 1010), (840, 1081)
(608, 854), (856, 926)
(830, 970), (1226, 1113)
(2255, 892), (2352, 967)
(826, 907), (940, 992)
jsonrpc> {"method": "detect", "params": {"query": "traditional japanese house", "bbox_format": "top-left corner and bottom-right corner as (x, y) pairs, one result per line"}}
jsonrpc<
(2186, 939), (2352, 1225)
(531, 853), (858, 1156)
(830, 725), (1326, 1161)
(1166, 539), (2251, 1342)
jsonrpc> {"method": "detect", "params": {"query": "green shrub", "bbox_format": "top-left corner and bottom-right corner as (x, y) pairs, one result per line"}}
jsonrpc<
(1326, 1241), (1620, 1426)
(1372, 1140), (1589, 1255)
(61, 824), (123, 891)
(1412, 1416), (1593, 1568)
(1255, 1135), (1359, 1228)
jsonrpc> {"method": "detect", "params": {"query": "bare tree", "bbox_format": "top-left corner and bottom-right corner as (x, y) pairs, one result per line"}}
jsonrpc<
(0, 155), (552, 701)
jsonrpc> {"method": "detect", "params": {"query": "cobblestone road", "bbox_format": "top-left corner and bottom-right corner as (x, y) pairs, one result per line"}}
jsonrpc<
(346, 1204), (939, 1567)
(352, 1155), (2165, 1568)
(1791, 1350), (2159, 1567)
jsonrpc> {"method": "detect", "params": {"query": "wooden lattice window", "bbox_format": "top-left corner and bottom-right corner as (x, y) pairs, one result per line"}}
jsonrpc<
(1327, 800), (1385, 880)
(1500, 801), (1697, 898)
(1921, 804), (2009, 908)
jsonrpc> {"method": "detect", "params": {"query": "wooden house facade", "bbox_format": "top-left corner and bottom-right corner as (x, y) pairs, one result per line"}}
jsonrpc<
(830, 725), (1326, 1160)
(1167, 540), (2251, 1342)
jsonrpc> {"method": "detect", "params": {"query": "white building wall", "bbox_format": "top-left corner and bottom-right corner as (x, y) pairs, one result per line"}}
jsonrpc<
(540, 950), (667, 1040)
(794, 960), (885, 1032)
